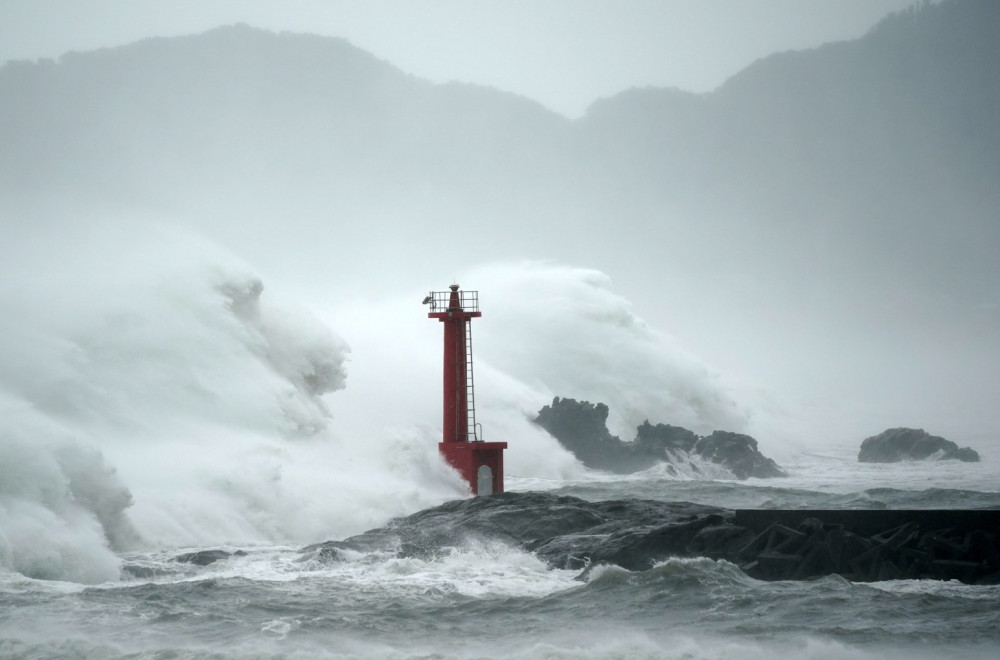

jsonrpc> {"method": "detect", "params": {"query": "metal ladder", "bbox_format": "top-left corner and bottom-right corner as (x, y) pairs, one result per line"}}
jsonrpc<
(464, 319), (480, 441)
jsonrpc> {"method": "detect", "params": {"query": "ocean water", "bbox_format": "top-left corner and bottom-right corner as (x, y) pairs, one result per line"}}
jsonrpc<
(2, 453), (998, 660)
(2, 228), (998, 658)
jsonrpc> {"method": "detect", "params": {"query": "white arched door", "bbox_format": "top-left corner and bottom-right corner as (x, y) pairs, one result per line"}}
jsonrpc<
(476, 465), (493, 496)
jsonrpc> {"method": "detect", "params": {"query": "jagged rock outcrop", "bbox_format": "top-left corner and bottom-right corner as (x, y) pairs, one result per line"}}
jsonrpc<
(533, 397), (786, 478)
(531, 398), (647, 473)
(303, 492), (1000, 585)
(693, 431), (787, 479)
(634, 420), (699, 454)
(858, 428), (980, 463)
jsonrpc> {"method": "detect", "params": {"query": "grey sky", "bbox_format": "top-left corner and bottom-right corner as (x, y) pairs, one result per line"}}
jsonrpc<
(1, 0), (924, 117)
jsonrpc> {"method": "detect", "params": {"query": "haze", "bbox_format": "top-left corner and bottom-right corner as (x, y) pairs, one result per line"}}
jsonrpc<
(1, 0), (996, 480)
(2, 0), (923, 118)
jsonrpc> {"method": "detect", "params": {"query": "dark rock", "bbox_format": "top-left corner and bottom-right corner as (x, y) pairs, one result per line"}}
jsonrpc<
(303, 492), (730, 572)
(533, 397), (654, 473)
(858, 428), (980, 462)
(634, 421), (698, 455)
(693, 431), (787, 479)
(533, 397), (786, 479)
(174, 549), (246, 566)
(586, 515), (728, 570)
(686, 522), (752, 559)
(303, 492), (1000, 585)
(952, 446), (982, 462)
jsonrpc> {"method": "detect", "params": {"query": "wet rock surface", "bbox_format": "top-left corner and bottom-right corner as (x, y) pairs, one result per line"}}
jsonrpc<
(692, 431), (786, 479)
(305, 492), (1000, 585)
(304, 492), (730, 570)
(173, 549), (247, 566)
(534, 397), (786, 478)
(859, 428), (980, 462)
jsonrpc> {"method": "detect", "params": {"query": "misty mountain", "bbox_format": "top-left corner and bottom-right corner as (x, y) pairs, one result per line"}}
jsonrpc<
(0, 24), (572, 214)
(1, 0), (997, 430)
(583, 0), (1000, 300)
(2, 2), (996, 285)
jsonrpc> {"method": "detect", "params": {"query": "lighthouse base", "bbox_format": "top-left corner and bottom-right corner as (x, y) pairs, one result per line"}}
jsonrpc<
(439, 442), (508, 496)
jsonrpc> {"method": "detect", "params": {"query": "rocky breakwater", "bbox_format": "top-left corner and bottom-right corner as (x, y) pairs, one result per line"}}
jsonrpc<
(303, 492), (1000, 585)
(859, 428), (980, 462)
(533, 397), (786, 478)
(732, 509), (1000, 583)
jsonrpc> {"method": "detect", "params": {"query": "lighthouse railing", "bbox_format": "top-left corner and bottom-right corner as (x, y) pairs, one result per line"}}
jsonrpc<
(426, 289), (479, 313)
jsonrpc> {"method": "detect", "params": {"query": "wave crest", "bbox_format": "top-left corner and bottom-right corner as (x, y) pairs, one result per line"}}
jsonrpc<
(0, 411), (132, 583)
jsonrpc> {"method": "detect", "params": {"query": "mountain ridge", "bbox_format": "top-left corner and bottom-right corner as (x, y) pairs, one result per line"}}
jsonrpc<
(2, 1), (997, 437)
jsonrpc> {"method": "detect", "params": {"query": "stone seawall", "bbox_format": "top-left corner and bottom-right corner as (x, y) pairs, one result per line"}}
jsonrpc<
(729, 509), (1000, 583)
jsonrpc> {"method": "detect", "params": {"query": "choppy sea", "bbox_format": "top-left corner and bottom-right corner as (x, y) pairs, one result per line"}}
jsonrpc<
(3, 451), (998, 660)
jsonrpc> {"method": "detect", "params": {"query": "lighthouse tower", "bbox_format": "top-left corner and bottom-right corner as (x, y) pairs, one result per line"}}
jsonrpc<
(424, 284), (506, 495)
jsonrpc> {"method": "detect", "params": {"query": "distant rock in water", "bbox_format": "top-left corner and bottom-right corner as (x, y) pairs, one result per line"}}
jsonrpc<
(533, 397), (786, 478)
(173, 549), (247, 566)
(692, 431), (787, 479)
(858, 428), (980, 463)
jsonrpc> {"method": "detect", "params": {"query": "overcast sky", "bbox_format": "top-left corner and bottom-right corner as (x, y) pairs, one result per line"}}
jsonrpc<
(2, 0), (924, 117)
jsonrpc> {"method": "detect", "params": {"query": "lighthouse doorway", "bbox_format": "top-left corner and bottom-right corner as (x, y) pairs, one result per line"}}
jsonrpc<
(477, 465), (493, 496)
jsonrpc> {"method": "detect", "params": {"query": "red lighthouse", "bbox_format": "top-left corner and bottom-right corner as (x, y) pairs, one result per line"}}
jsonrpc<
(425, 284), (506, 495)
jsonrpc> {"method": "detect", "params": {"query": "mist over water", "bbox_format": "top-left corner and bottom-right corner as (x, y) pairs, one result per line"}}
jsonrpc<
(3, 6), (997, 469)
(2, 201), (996, 585)
(2, 7), (999, 657)
(471, 262), (749, 437)
(0, 204), (767, 583)
(0, 217), (447, 581)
